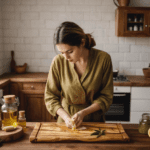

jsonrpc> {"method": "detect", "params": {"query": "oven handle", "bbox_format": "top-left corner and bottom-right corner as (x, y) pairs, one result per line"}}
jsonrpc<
(113, 94), (127, 97)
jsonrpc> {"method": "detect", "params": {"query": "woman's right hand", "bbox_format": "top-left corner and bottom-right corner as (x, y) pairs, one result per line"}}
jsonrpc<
(57, 108), (73, 128)
(64, 116), (73, 128)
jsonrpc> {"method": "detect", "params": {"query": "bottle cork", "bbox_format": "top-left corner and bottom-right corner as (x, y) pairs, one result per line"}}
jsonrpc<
(3, 95), (15, 104)
(19, 110), (25, 118)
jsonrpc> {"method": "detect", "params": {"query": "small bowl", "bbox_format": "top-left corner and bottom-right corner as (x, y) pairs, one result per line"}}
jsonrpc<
(143, 68), (150, 78)
(15, 63), (27, 74)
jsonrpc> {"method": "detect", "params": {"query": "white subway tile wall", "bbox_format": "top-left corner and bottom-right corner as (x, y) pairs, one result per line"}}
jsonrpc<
(0, 0), (150, 75)
(0, 0), (4, 75)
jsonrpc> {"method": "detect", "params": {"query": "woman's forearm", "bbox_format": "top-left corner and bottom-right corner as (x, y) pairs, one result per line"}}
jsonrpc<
(56, 107), (71, 121)
(80, 103), (101, 117)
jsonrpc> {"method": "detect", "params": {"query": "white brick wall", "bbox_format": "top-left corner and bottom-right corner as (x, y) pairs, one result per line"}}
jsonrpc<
(0, 0), (4, 75)
(0, 0), (150, 74)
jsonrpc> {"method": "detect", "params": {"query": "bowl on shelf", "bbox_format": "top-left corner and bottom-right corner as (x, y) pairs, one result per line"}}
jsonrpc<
(15, 63), (27, 74)
(143, 68), (150, 78)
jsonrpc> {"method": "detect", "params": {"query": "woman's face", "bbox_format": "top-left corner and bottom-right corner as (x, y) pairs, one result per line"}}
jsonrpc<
(56, 43), (83, 63)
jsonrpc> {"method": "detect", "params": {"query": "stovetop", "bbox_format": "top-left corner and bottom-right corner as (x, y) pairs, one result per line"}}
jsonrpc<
(113, 75), (130, 82)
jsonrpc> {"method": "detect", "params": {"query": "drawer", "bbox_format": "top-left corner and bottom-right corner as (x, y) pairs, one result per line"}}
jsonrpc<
(131, 87), (150, 99)
(130, 112), (150, 124)
(131, 100), (150, 112)
(113, 86), (131, 93)
(23, 83), (46, 90)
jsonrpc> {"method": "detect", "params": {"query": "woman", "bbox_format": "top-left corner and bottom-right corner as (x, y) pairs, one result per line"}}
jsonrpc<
(44, 21), (113, 129)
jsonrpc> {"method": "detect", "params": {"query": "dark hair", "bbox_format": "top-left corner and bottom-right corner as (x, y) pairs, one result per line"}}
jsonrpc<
(53, 21), (96, 52)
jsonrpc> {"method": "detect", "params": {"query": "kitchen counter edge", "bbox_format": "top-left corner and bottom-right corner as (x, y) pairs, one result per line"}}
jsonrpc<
(0, 73), (150, 87)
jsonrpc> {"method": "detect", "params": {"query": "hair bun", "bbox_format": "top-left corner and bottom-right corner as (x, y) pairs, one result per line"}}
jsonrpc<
(85, 34), (96, 49)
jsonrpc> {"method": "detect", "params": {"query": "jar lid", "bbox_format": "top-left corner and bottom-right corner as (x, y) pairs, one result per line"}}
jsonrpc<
(142, 113), (150, 120)
(3, 95), (15, 104)
(19, 110), (25, 117)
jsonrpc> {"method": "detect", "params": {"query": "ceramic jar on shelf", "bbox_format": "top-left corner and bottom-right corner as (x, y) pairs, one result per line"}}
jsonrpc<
(133, 25), (138, 31)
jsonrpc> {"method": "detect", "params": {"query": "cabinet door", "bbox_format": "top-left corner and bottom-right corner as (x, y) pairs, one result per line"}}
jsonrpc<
(10, 83), (20, 97)
(131, 87), (150, 99)
(2, 85), (9, 95)
(20, 90), (56, 122)
(148, 12), (150, 35)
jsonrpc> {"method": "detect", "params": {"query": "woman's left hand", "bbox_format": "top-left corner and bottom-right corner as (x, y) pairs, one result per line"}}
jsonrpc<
(72, 111), (85, 128)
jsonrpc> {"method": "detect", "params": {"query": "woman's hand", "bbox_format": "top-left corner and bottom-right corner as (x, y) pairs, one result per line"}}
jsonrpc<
(72, 111), (85, 128)
(57, 108), (73, 128)
(64, 117), (73, 128)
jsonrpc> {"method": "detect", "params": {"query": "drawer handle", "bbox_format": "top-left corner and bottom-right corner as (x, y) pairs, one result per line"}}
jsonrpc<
(113, 94), (126, 97)
(31, 86), (34, 89)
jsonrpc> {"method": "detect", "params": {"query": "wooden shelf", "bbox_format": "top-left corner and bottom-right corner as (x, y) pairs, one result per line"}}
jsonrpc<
(128, 21), (143, 24)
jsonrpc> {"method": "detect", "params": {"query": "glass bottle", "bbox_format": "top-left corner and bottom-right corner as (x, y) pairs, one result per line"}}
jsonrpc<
(0, 107), (2, 130)
(0, 95), (19, 129)
(138, 113), (150, 134)
(0, 89), (3, 130)
(18, 110), (26, 128)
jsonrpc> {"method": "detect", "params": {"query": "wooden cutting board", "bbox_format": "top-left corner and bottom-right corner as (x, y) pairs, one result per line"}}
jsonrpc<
(0, 126), (23, 142)
(29, 122), (130, 143)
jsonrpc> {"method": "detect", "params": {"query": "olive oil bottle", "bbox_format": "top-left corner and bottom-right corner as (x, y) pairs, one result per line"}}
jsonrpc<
(1, 95), (19, 129)
(18, 110), (26, 128)
(1, 110), (18, 127)
(0, 110), (2, 130)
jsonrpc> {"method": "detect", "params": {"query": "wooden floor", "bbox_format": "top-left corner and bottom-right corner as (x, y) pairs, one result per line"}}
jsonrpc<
(1, 122), (150, 150)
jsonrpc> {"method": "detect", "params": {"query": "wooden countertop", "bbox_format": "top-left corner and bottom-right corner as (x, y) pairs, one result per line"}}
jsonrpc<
(0, 73), (150, 87)
(1, 122), (150, 150)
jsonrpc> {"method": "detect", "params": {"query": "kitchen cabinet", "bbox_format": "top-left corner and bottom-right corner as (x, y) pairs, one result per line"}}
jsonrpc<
(115, 7), (150, 37)
(130, 87), (150, 124)
(10, 82), (20, 97)
(10, 82), (56, 122)
(1, 84), (9, 95)
(0, 81), (10, 96)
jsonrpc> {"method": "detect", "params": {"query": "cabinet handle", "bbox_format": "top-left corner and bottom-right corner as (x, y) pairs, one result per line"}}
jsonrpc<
(31, 86), (34, 89)
(145, 25), (148, 27)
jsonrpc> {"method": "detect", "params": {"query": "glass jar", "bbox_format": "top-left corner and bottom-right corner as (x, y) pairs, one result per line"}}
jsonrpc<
(139, 25), (143, 31)
(138, 113), (150, 134)
(0, 89), (2, 130)
(0, 95), (19, 129)
(0, 109), (2, 130)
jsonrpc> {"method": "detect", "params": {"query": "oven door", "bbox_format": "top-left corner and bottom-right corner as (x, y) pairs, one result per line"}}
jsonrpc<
(105, 93), (131, 121)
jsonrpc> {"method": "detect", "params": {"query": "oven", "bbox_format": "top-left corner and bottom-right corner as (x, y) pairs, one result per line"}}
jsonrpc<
(105, 86), (131, 121)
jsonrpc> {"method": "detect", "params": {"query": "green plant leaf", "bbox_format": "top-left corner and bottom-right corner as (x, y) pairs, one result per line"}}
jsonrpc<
(90, 128), (106, 138)
(97, 133), (102, 138)
(90, 131), (99, 136)
(101, 130), (106, 135)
